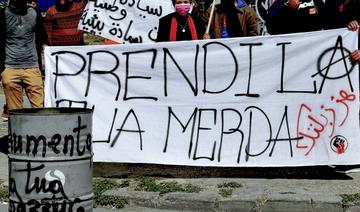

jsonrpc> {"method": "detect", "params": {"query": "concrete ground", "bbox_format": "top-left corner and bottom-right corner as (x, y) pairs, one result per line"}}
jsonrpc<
(1, 92), (360, 211)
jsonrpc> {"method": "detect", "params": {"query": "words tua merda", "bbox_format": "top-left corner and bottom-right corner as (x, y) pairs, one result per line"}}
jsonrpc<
(50, 36), (355, 101)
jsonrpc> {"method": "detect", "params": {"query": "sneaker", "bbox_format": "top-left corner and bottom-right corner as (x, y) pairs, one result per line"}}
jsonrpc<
(333, 165), (360, 174)
(1, 104), (8, 122)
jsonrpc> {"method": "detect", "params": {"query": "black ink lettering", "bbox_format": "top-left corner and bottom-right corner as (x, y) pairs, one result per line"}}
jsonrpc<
(64, 135), (75, 156)
(276, 42), (317, 94)
(268, 106), (301, 157)
(137, 0), (163, 16)
(163, 107), (198, 159)
(124, 20), (143, 43)
(148, 26), (158, 42)
(73, 116), (87, 156)
(51, 51), (86, 98)
(90, 0), (119, 12)
(94, 108), (118, 143)
(203, 42), (238, 94)
(218, 109), (244, 163)
(314, 36), (354, 93)
(11, 133), (23, 154)
(110, 109), (145, 150)
(81, 9), (105, 31)
(109, 9), (127, 21)
(86, 50), (121, 101)
(49, 134), (61, 154)
(118, 0), (136, 7)
(26, 135), (46, 157)
(163, 46), (199, 96)
(123, 49), (158, 101)
(236, 43), (262, 97)
(244, 106), (272, 162)
(20, 162), (69, 199)
(193, 109), (217, 161)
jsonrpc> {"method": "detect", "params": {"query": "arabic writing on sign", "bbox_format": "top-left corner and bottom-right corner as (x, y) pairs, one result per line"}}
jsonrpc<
(79, 0), (174, 43)
(296, 90), (356, 156)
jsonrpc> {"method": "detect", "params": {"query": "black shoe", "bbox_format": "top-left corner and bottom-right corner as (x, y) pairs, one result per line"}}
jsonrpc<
(0, 135), (9, 155)
(1, 104), (8, 122)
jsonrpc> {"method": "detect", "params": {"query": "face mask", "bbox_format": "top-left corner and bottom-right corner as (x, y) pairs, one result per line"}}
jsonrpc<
(175, 3), (191, 16)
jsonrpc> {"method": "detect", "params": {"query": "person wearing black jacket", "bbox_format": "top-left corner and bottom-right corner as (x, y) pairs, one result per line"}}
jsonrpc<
(322, 0), (360, 30)
(156, 0), (205, 42)
(265, 0), (325, 34)
(265, 0), (360, 34)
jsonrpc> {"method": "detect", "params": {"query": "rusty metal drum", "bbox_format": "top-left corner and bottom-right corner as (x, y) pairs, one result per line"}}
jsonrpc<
(8, 108), (93, 212)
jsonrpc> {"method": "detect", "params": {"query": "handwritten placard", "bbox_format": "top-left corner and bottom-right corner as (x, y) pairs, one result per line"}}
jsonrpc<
(45, 29), (360, 166)
(79, 0), (174, 43)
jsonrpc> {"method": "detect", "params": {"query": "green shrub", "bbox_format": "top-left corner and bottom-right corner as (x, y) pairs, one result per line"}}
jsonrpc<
(0, 187), (8, 202)
(134, 177), (202, 194)
(93, 178), (128, 209)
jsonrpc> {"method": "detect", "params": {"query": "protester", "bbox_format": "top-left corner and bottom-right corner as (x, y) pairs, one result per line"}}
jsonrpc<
(0, 0), (46, 121)
(350, 50), (360, 63)
(156, 0), (205, 42)
(0, 7), (5, 74)
(0, 0), (46, 112)
(205, 0), (259, 39)
(266, 0), (360, 34)
(322, 0), (360, 30)
(189, 0), (211, 38)
(347, 20), (360, 64)
(0, 6), (6, 121)
(28, 0), (47, 74)
(265, 0), (324, 34)
(44, 0), (85, 46)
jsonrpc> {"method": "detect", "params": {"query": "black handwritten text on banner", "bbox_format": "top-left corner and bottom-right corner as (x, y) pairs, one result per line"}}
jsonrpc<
(79, 0), (174, 43)
(45, 29), (360, 166)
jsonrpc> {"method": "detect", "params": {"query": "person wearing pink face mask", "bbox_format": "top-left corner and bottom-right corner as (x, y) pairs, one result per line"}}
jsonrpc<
(156, 0), (205, 42)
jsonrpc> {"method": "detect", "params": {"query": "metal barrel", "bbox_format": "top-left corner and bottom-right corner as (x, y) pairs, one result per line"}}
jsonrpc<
(8, 108), (93, 212)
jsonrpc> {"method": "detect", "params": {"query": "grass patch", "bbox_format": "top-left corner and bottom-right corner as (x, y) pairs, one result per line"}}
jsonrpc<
(93, 178), (128, 209)
(0, 187), (8, 202)
(217, 182), (242, 188)
(219, 188), (233, 198)
(217, 182), (242, 198)
(94, 195), (128, 209)
(134, 177), (202, 194)
(341, 193), (360, 205)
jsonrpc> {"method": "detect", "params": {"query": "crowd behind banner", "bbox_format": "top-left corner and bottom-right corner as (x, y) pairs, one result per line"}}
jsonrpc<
(0, 0), (359, 161)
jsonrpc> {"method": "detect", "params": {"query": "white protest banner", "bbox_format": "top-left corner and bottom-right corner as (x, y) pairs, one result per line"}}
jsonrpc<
(79, 0), (174, 43)
(45, 29), (360, 166)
